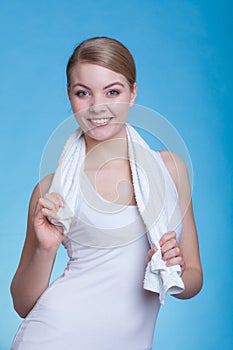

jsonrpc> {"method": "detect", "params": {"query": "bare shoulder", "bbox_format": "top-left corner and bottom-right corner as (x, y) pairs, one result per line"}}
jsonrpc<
(159, 150), (189, 193)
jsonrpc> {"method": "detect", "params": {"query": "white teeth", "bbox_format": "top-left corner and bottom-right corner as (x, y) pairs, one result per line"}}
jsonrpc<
(90, 118), (110, 125)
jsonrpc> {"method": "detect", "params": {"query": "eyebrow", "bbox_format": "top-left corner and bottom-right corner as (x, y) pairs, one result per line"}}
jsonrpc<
(71, 81), (125, 90)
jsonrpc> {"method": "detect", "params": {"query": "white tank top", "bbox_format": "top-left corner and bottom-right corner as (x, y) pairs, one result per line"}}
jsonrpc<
(12, 152), (182, 350)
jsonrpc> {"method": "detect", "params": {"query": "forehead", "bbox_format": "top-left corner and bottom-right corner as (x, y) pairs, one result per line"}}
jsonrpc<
(70, 62), (128, 87)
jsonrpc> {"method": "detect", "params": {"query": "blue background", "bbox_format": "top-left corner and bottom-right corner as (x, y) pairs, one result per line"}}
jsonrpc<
(1, 0), (232, 349)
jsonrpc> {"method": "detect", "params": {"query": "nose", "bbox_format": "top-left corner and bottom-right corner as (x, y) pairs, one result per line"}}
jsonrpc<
(89, 94), (107, 114)
(89, 104), (107, 114)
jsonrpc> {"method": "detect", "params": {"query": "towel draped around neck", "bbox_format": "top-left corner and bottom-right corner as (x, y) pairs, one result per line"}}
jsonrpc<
(48, 123), (185, 303)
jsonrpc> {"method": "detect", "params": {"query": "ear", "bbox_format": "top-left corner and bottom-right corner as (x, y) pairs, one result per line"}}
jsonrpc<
(129, 83), (137, 107)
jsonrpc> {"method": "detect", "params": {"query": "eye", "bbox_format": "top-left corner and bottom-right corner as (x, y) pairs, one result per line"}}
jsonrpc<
(107, 90), (120, 96)
(75, 90), (89, 97)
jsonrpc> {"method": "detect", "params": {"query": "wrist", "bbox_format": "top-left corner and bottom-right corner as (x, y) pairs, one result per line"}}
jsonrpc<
(35, 245), (58, 257)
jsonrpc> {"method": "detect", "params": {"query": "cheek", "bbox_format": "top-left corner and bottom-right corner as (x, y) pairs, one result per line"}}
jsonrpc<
(108, 101), (130, 119)
(69, 96), (88, 113)
(69, 97), (77, 112)
(69, 99), (88, 128)
(73, 109), (90, 132)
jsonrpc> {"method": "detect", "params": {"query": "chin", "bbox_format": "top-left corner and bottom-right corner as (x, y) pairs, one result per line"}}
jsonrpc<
(85, 123), (126, 142)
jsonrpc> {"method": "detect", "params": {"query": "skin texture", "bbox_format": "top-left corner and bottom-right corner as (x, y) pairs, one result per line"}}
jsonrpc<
(68, 63), (137, 149)
(10, 63), (202, 318)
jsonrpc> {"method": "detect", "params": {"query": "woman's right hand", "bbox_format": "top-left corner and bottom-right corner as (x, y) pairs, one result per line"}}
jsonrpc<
(32, 192), (66, 252)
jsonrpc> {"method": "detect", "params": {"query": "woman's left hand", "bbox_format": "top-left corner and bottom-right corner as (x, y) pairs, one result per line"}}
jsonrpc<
(146, 231), (186, 276)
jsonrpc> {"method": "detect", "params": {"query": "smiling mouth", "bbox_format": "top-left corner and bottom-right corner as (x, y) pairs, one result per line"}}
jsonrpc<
(87, 117), (113, 126)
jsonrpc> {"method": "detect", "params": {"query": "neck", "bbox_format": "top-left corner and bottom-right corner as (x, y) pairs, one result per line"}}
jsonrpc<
(84, 128), (128, 172)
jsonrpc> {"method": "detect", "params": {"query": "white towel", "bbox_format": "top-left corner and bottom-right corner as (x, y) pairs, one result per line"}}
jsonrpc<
(48, 123), (184, 304)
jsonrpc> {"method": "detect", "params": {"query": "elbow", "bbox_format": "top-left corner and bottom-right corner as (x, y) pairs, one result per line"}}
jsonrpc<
(174, 267), (203, 300)
(193, 266), (203, 296)
(186, 277), (203, 299)
(10, 281), (29, 319)
(188, 267), (203, 298)
(13, 305), (28, 319)
(197, 271), (203, 294)
(196, 270), (204, 296)
(12, 297), (29, 318)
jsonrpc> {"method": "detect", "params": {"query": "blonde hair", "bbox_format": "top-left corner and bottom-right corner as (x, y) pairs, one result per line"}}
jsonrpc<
(66, 37), (136, 90)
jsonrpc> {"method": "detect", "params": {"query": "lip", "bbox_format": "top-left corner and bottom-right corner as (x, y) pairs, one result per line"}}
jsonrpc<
(87, 117), (113, 128)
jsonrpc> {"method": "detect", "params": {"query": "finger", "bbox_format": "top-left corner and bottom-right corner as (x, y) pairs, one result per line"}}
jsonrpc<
(38, 198), (58, 212)
(166, 256), (186, 275)
(38, 193), (64, 213)
(159, 231), (176, 246)
(166, 256), (183, 266)
(44, 193), (64, 209)
(145, 247), (157, 265)
(46, 192), (64, 205)
(162, 246), (180, 261)
(41, 207), (60, 220)
(33, 207), (60, 227)
(161, 238), (178, 255)
(34, 196), (60, 217)
(33, 199), (48, 220)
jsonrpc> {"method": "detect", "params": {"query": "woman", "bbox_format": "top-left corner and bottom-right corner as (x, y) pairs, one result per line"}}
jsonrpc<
(11, 37), (202, 350)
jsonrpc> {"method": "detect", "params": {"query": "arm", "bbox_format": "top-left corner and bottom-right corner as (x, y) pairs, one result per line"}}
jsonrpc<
(160, 150), (203, 299)
(10, 174), (65, 318)
(146, 151), (203, 299)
